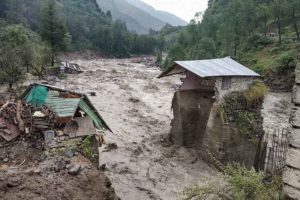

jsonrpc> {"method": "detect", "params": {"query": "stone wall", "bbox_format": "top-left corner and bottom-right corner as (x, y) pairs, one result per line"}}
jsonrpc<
(170, 88), (262, 168)
(202, 92), (263, 168)
(283, 63), (300, 199)
(215, 77), (257, 100)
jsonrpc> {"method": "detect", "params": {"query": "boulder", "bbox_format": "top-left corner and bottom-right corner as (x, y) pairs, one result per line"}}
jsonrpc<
(283, 185), (300, 200)
(293, 85), (300, 105)
(68, 165), (81, 175)
(296, 63), (300, 84)
(290, 129), (300, 149)
(291, 107), (300, 128)
(283, 168), (300, 190)
(286, 147), (300, 170)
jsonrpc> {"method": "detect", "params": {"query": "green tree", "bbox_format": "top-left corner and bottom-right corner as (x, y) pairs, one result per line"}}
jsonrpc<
(0, 25), (29, 87)
(257, 4), (270, 37)
(6, 0), (25, 24)
(39, 0), (68, 66)
(270, 0), (286, 44)
(289, 0), (300, 40)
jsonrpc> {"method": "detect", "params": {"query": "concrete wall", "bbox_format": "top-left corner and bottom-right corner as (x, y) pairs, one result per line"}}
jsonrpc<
(283, 63), (300, 199)
(180, 72), (215, 91)
(170, 90), (215, 147)
(180, 73), (257, 101)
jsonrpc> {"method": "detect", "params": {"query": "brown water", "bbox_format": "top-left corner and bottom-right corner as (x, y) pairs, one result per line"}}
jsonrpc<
(57, 58), (218, 200)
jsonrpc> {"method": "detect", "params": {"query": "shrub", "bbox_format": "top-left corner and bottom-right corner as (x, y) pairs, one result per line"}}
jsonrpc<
(274, 50), (297, 73)
(81, 136), (97, 160)
(244, 81), (268, 107)
(183, 164), (281, 200)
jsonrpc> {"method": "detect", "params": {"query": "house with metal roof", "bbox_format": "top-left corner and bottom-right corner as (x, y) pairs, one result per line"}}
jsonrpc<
(159, 57), (260, 99)
(159, 57), (262, 167)
(21, 83), (112, 133)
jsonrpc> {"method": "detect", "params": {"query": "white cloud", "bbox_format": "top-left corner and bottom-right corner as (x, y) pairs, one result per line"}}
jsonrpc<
(140, 0), (208, 22)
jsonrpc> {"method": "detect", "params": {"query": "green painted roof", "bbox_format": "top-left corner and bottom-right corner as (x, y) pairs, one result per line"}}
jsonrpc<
(45, 90), (80, 118)
(22, 83), (113, 132)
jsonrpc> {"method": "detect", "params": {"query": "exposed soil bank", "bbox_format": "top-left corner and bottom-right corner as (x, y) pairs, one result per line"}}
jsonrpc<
(58, 58), (219, 200)
(0, 141), (118, 200)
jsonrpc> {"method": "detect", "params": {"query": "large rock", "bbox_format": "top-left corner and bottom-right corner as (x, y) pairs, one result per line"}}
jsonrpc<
(296, 63), (300, 84)
(283, 168), (300, 190)
(293, 85), (300, 105)
(283, 185), (300, 200)
(291, 107), (300, 128)
(68, 165), (81, 175)
(286, 148), (300, 170)
(290, 129), (300, 148)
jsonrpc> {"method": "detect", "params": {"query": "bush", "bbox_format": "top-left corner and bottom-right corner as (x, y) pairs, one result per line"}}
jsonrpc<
(183, 164), (281, 200)
(275, 50), (297, 73)
(244, 82), (268, 107)
(80, 136), (97, 161)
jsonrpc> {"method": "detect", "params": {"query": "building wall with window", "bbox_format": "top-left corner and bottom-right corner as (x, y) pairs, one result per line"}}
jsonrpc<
(215, 76), (257, 100)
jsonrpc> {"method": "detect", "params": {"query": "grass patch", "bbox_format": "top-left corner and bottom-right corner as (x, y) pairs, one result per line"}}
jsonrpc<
(244, 82), (268, 107)
(80, 136), (97, 161)
(183, 164), (281, 200)
(58, 73), (68, 80)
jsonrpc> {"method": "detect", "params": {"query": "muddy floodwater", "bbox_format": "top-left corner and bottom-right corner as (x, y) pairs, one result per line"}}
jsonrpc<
(56, 58), (218, 200)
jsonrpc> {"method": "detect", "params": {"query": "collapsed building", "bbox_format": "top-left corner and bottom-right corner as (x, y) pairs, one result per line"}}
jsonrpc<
(159, 57), (263, 167)
(0, 83), (111, 148)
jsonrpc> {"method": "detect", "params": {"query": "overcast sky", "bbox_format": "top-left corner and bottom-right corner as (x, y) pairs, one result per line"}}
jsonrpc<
(140, 0), (208, 22)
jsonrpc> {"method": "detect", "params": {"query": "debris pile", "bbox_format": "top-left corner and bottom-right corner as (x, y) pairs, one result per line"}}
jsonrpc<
(61, 61), (83, 74)
(131, 56), (158, 67)
(0, 83), (112, 157)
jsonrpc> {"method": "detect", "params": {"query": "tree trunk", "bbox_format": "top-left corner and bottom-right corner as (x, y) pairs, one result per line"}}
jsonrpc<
(292, 8), (300, 40)
(51, 54), (55, 66)
(276, 14), (282, 44)
(264, 16), (267, 37)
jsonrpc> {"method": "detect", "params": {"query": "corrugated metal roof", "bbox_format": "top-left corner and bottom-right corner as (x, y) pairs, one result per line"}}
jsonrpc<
(45, 90), (81, 118)
(22, 83), (113, 132)
(158, 57), (260, 78)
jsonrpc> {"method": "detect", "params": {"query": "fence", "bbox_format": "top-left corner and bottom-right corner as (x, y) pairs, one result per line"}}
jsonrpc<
(263, 128), (290, 174)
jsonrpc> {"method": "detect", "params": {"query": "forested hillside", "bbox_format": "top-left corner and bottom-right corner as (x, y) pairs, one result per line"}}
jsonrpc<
(0, 0), (161, 55)
(0, 0), (164, 86)
(164, 0), (300, 90)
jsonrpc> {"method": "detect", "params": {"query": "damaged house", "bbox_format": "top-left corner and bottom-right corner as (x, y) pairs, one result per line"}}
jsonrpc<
(159, 57), (264, 167)
(21, 83), (112, 138)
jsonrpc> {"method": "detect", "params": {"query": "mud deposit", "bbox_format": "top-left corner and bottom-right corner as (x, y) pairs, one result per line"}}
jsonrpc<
(58, 58), (218, 200)
(0, 141), (117, 200)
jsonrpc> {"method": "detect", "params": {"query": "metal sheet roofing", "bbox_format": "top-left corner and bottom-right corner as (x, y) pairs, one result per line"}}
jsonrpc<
(22, 83), (113, 132)
(158, 57), (260, 78)
(45, 90), (81, 118)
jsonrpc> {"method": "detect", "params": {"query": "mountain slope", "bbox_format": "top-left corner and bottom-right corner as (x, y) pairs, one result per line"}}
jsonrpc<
(125, 0), (187, 26)
(96, 0), (186, 34)
(96, 0), (167, 34)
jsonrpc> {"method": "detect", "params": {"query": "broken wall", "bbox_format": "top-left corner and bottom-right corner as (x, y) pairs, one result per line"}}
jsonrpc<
(282, 63), (300, 199)
(203, 92), (263, 168)
(170, 90), (215, 147)
(170, 86), (263, 168)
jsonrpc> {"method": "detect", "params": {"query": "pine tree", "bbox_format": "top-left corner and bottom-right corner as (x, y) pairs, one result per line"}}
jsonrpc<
(39, 0), (68, 66)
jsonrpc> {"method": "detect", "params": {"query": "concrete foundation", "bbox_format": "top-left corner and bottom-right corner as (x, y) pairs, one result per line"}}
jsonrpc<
(170, 90), (215, 147)
(170, 90), (261, 168)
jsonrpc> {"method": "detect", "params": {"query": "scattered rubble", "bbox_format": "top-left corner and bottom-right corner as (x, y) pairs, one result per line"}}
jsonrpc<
(0, 82), (118, 200)
(61, 61), (83, 74)
(131, 56), (158, 68)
